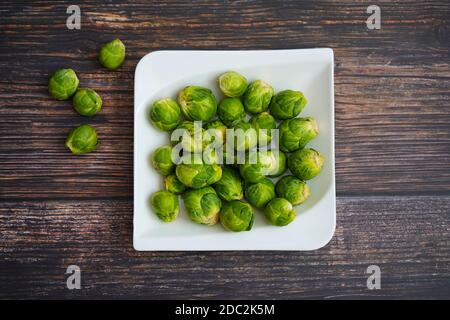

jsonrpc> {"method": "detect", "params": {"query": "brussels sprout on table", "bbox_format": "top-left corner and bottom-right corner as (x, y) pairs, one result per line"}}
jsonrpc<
(217, 98), (246, 127)
(278, 117), (319, 152)
(151, 145), (175, 176)
(269, 90), (307, 120)
(175, 158), (222, 189)
(267, 150), (287, 177)
(65, 124), (98, 155)
(98, 39), (126, 70)
(220, 200), (254, 232)
(250, 112), (276, 146)
(164, 174), (187, 195)
(288, 148), (324, 180)
(275, 175), (310, 205)
(183, 187), (221, 225)
(264, 198), (296, 226)
(213, 166), (243, 201)
(72, 88), (102, 116)
(243, 80), (274, 114)
(231, 121), (258, 152)
(218, 71), (248, 97)
(239, 151), (279, 183)
(48, 68), (79, 100)
(150, 98), (182, 132)
(245, 177), (276, 208)
(172, 121), (208, 154)
(204, 120), (227, 145)
(177, 86), (217, 121)
(150, 190), (179, 222)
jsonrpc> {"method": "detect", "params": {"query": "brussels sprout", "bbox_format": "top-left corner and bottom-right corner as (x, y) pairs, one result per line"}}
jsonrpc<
(150, 98), (182, 132)
(65, 124), (98, 155)
(217, 98), (246, 127)
(267, 150), (287, 177)
(264, 198), (296, 226)
(98, 39), (126, 70)
(164, 174), (187, 195)
(213, 166), (243, 201)
(245, 178), (276, 208)
(231, 121), (257, 151)
(243, 80), (274, 114)
(177, 86), (217, 121)
(151, 145), (175, 176)
(172, 121), (208, 153)
(239, 151), (273, 183)
(250, 112), (276, 146)
(183, 187), (221, 225)
(72, 88), (102, 116)
(218, 71), (248, 97)
(48, 68), (79, 100)
(176, 159), (222, 189)
(150, 190), (179, 222)
(288, 148), (324, 180)
(275, 175), (310, 205)
(269, 90), (307, 120)
(278, 117), (319, 152)
(220, 200), (254, 232)
(204, 120), (227, 145)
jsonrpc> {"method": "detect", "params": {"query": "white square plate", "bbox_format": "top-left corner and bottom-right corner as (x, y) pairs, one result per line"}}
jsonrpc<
(134, 49), (335, 251)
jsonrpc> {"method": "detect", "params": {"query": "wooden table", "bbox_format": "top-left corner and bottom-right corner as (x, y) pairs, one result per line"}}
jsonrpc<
(1, 1), (449, 299)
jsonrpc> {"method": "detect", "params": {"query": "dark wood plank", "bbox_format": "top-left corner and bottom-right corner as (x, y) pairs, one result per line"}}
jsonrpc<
(0, 0), (449, 199)
(0, 196), (448, 299)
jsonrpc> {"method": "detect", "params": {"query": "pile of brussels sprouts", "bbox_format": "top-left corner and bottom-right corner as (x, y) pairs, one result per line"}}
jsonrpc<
(150, 71), (324, 231)
(47, 39), (126, 154)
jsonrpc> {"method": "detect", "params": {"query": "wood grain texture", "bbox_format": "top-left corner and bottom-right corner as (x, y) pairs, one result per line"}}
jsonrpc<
(0, 0), (449, 299)
(0, 196), (449, 299)
(0, 0), (449, 198)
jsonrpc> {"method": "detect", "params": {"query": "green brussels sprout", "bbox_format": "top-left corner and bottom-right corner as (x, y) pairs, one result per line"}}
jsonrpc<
(288, 148), (324, 180)
(151, 145), (175, 176)
(98, 39), (126, 70)
(278, 117), (319, 152)
(269, 90), (307, 120)
(220, 200), (254, 232)
(172, 121), (209, 153)
(164, 174), (187, 195)
(183, 187), (221, 225)
(250, 112), (276, 146)
(213, 166), (243, 201)
(177, 86), (217, 121)
(231, 121), (258, 151)
(72, 88), (102, 116)
(217, 98), (246, 127)
(218, 71), (248, 97)
(176, 159), (222, 189)
(267, 150), (287, 177)
(244, 178), (276, 208)
(150, 190), (179, 222)
(264, 198), (296, 226)
(204, 120), (227, 145)
(48, 68), (79, 100)
(65, 124), (98, 155)
(239, 151), (273, 183)
(150, 98), (182, 132)
(243, 80), (274, 114)
(275, 175), (311, 205)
